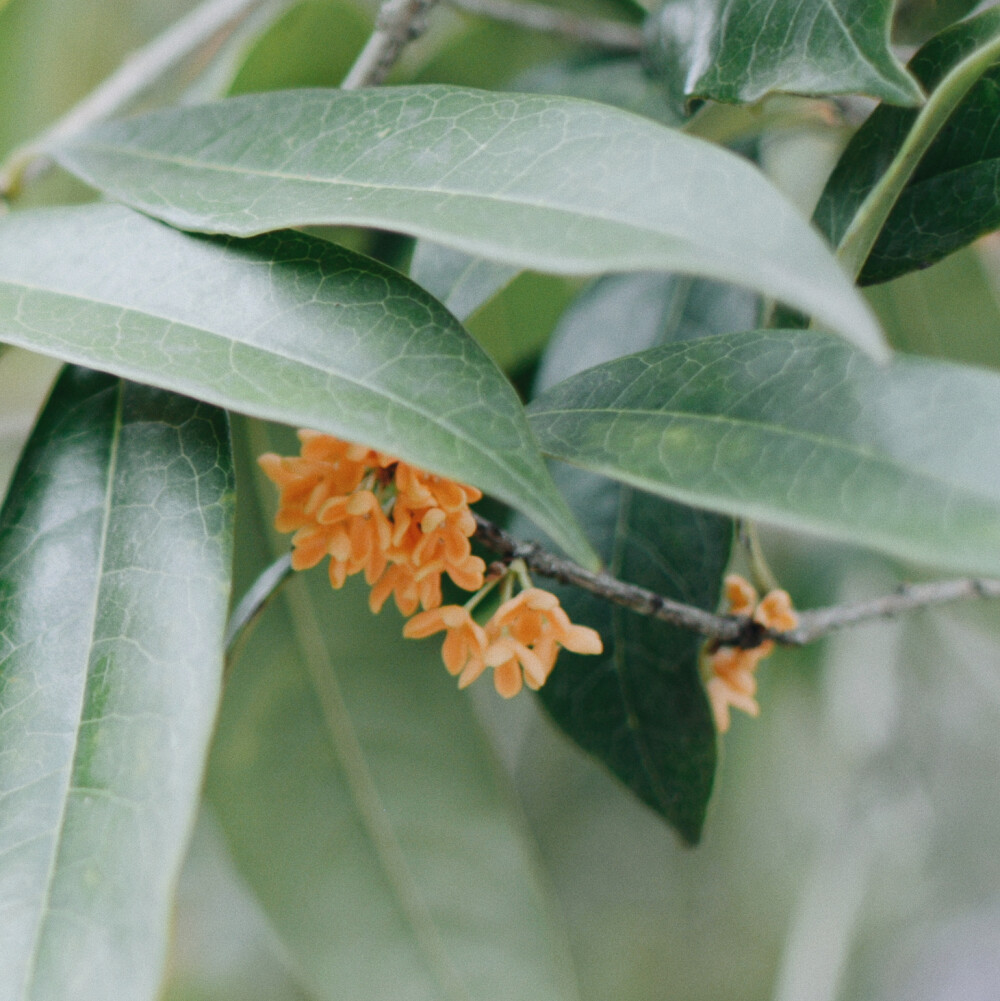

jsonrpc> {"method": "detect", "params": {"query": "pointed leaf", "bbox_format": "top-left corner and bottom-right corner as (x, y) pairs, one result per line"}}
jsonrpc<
(208, 488), (580, 1000)
(646, 0), (922, 108)
(0, 203), (596, 569)
(528, 329), (1000, 577)
(815, 7), (1000, 284)
(49, 86), (884, 355)
(527, 274), (746, 843)
(0, 367), (234, 1000)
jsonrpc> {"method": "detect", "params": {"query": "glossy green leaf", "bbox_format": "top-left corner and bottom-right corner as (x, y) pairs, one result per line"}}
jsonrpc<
(528, 329), (1000, 577)
(645, 0), (922, 109)
(527, 274), (748, 843)
(49, 85), (884, 355)
(0, 203), (596, 570)
(207, 430), (580, 1000)
(815, 8), (1000, 284)
(0, 366), (234, 1000)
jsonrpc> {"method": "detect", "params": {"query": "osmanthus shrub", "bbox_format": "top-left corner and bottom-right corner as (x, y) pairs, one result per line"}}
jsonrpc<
(1, 0), (1000, 999)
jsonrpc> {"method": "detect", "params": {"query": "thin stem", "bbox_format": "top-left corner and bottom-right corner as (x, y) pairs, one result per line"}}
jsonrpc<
(739, 520), (780, 594)
(224, 552), (294, 672)
(0, 0), (285, 199)
(472, 513), (1000, 648)
(785, 577), (1000, 645)
(444, 0), (643, 51)
(836, 30), (1000, 279)
(226, 517), (1000, 656)
(473, 514), (758, 646)
(341, 0), (440, 90)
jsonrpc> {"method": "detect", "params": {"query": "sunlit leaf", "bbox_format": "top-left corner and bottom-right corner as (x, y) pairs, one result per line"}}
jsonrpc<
(528, 329), (1000, 577)
(50, 85), (883, 355)
(0, 203), (596, 569)
(0, 366), (233, 999)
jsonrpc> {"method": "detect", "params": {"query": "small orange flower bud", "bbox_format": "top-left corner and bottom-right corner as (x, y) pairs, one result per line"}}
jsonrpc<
(705, 574), (797, 733)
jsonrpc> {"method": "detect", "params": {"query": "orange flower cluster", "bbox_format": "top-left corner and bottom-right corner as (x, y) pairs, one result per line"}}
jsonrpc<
(704, 574), (798, 733)
(258, 431), (485, 616)
(405, 588), (602, 698)
(259, 432), (603, 697)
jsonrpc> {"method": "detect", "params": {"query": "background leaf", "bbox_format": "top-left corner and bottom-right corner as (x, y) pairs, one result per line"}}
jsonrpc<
(0, 367), (233, 1000)
(49, 85), (883, 354)
(645, 0), (922, 109)
(528, 329), (1000, 577)
(0, 203), (596, 569)
(226, 0), (371, 94)
(864, 241), (1000, 369)
(524, 274), (750, 843)
(206, 419), (581, 1001)
(815, 7), (1000, 284)
(408, 242), (520, 323)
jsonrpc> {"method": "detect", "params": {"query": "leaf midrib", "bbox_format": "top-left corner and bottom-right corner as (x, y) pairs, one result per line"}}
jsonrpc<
(530, 404), (993, 503)
(60, 140), (756, 247)
(21, 381), (124, 998)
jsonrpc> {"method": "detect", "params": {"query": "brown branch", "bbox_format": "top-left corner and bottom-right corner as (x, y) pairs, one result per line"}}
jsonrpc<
(473, 513), (1000, 648)
(341, 0), (439, 89)
(444, 0), (643, 51)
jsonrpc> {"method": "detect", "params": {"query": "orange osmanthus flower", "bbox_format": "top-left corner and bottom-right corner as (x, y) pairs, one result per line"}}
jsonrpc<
(704, 574), (797, 733)
(259, 431), (485, 613)
(404, 587), (602, 697)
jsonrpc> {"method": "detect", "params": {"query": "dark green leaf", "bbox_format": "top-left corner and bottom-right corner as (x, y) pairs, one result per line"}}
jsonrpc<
(528, 329), (1000, 577)
(0, 367), (233, 999)
(49, 86), (883, 355)
(525, 274), (750, 843)
(0, 203), (596, 569)
(207, 423), (580, 1000)
(815, 7), (1000, 284)
(645, 0), (922, 109)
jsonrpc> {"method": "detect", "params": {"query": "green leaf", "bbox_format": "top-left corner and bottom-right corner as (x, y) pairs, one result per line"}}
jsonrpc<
(0, 366), (234, 1000)
(645, 0), (923, 109)
(207, 434), (580, 1000)
(815, 7), (1000, 283)
(527, 274), (746, 843)
(528, 329), (1000, 577)
(49, 85), (884, 356)
(0, 203), (596, 570)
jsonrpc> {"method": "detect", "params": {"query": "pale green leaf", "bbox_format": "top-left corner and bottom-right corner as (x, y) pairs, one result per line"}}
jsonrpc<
(0, 367), (234, 1001)
(528, 329), (1000, 576)
(0, 203), (596, 569)
(49, 86), (884, 355)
